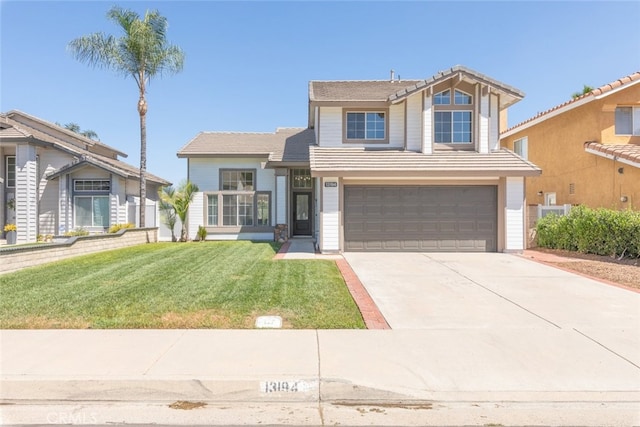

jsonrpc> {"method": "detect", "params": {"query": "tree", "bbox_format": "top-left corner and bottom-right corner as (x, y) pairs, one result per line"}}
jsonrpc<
(158, 186), (178, 242)
(571, 84), (594, 99)
(63, 122), (100, 140)
(158, 181), (199, 242)
(68, 6), (185, 227)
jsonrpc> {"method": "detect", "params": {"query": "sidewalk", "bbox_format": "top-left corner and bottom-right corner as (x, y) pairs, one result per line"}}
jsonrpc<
(1, 329), (638, 425)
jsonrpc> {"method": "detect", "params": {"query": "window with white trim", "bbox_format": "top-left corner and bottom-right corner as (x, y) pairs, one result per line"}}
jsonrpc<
(514, 137), (528, 159)
(206, 170), (271, 228)
(615, 106), (640, 135)
(74, 180), (111, 192)
(5, 156), (15, 188)
(433, 89), (474, 145)
(345, 111), (386, 141)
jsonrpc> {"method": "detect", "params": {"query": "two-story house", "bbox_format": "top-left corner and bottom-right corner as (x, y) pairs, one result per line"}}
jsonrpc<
(501, 72), (640, 210)
(179, 66), (541, 253)
(1, 110), (169, 244)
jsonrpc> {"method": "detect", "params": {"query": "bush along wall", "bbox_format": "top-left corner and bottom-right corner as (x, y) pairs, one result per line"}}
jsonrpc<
(536, 206), (640, 258)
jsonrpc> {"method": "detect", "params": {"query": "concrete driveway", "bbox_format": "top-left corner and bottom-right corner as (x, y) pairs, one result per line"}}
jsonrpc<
(343, 252), (640, 370)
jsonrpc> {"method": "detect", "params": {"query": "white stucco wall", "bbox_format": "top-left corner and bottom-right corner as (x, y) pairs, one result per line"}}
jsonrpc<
(505, 176), (525, 251)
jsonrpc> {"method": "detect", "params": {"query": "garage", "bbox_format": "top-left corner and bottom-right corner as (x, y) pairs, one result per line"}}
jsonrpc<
(344, 185), (497, 252)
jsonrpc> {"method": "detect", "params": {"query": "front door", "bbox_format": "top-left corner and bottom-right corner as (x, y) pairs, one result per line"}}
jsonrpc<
(293, 192), (312, 236)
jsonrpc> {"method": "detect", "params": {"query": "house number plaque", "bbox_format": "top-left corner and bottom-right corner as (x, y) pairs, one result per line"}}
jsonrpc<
(324, 182), (337, 187)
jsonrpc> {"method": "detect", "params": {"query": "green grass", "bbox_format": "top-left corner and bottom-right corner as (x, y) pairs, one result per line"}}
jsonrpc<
(0, 241), (365, 329)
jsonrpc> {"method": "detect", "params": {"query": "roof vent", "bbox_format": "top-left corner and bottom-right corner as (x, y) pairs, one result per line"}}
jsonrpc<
(390, 69), (395, 82)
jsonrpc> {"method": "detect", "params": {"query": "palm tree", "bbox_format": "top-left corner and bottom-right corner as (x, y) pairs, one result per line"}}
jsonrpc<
(571, 84), (595, 99)
(158, 181), (199, 242)
(158, 185), (178, 242)
(68, 6), (185, 227)
(63, 122), (100, 140)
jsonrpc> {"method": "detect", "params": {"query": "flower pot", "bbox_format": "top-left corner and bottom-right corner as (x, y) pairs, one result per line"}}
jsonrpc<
(6, 231), (16, 245)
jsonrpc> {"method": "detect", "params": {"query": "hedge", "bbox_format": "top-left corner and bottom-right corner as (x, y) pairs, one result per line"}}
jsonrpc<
(536, 205), (640, 258)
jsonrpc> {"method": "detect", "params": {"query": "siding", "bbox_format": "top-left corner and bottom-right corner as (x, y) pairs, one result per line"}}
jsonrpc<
(318, 107), (342, 147)
(422, 94), (433, 154)
(16, 144), (37, 243)
(479, 93), (490, 154)
(320, 177), (340, 252)
(406, 94), (422, 151)
(489, 94), (499, 151)
(505, 176), (525, 251)
(188, 191), (205, 240)
(37, 149), (71, 236)
(388, 103), (404, 148)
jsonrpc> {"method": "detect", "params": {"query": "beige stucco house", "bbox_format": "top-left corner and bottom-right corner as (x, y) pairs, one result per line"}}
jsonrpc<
(501, 72), (640, 210)
(1, 110), (169, 244)
(180, 66), (541, 253)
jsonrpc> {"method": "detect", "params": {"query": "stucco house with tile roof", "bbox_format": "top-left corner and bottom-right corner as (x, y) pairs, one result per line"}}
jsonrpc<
(1, 110), (169, 244)
(501, 71), (640, 210)
(179, 65), (541, 253)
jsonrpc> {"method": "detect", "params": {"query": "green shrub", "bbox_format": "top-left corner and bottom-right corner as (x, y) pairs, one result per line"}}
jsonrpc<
(536, 206), (640, 258)
(108, 223), (135, 234)
(196, 225), (207, 242)
(64, 227), (89, 237)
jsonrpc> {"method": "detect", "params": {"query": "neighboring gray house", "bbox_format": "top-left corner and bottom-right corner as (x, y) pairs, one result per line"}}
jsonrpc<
(179, 65), (541, 253)
(1, 110), (169, 244)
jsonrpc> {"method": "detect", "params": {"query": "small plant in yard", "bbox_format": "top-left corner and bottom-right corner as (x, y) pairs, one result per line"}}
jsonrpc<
(4, 223), (17, 232)
(108, 223), (135, 233)
(64, 227), (89, 237)
(196, 226), (207, 242)
(158, 180), (199, 241)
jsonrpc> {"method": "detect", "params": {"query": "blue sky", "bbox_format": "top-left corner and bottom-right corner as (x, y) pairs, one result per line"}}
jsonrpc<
(1, 1), (639, 186)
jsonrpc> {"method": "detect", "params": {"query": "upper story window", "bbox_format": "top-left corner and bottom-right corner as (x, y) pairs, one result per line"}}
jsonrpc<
(435, 111), (472, 143)
(221, 170), (254, 191)
(514, 137), (528, 159)
(615, 106), (640, 135)
(5, 156), (15, 188)
(345, 111), (386, 141)
(433, 89), (474, 146)
(434, 89), (473, 105)
(74, 180), (110, 192)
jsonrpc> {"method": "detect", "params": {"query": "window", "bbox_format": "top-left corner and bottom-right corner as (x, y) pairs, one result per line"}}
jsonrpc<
(435, 111), (472, 143)
(434, 89), (472, 105)
(75, 196), (109, 227)
(434, 90), (451, 105)
(292, 169), (312, 189)
(207, 194), (218, 226)
(346, 111), (386, 140)
(454, 90), (472, 105)
(222, 170), (254, 191)
(615, 106), (640, 135)
(74, 180), (110, 192)
(256, 193), (270, 226)
(514, 137), (528, 159)
(5, 156), (15, 188)
(209, 169), (271, 228)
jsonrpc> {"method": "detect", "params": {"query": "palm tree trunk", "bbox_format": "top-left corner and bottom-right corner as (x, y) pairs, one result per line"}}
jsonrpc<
(138, 94), (147, 228)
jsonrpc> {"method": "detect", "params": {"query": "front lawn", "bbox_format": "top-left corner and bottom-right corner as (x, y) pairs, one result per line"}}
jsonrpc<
(0, 242), (365, 329)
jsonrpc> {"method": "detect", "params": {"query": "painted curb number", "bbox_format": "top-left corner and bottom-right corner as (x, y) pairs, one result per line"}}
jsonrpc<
(260, 380), (316, 393)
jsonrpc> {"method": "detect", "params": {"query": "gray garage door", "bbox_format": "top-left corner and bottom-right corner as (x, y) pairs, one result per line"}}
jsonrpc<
(344, 186), (497, 252)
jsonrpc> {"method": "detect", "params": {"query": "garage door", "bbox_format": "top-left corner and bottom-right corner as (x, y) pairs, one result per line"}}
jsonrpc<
(344, 186), (497, 252)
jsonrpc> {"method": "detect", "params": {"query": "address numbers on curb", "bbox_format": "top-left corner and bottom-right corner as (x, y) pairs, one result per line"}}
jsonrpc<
(260, 380), (317, 393)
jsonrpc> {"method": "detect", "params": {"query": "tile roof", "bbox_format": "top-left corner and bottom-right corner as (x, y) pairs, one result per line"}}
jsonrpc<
(584, 142), (640, 169)
(177, 128), (315, 165)
(0, 113), (169, 185)
(309, 65), (524, 109)
(503, 71), (640, 135)
(309, 147), (542, 177)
